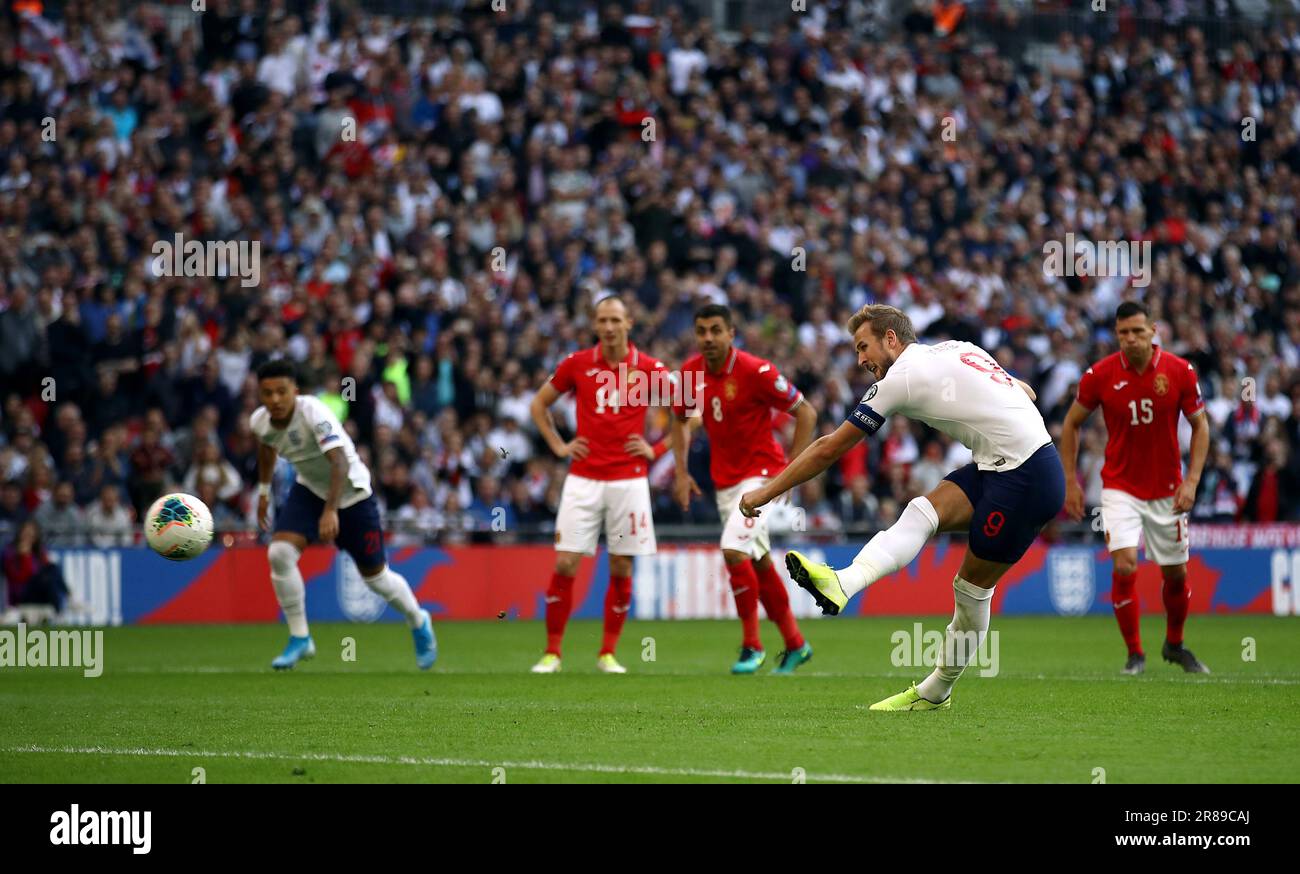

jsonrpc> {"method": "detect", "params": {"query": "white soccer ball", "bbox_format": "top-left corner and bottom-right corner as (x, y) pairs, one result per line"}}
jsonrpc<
(144, 493), (214, 561)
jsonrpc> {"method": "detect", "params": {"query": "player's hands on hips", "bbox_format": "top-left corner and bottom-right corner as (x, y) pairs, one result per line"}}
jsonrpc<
(318, 508), (339, 542)
(1173, 479), (1197, 513)
(1064, 481), (1085, 522)
(624, 434), (655, 460)
(257, 495), (271, 531)
(739, 488), (769, 518)
(673, 472), (702, 511)
(557, 437), (590, 460)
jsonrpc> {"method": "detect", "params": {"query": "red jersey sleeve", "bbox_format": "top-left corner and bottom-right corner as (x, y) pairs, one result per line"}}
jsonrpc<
(1076, 364), (1101, 410)
(753, 361), (803, 412)
(671, 360), (700, 420)
(648, 357), (675, 407)
(1180, 361), (1205, 418)
(550, 354), (576, 394)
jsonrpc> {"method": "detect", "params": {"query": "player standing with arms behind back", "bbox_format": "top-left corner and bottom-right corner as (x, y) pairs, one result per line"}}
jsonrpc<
(671, 304), (818, 674)
(251, 360), (436, 671)
(528, 295), (671, 674)
(739, 305), (1065, 710)
(1060, 301), (1211, 674)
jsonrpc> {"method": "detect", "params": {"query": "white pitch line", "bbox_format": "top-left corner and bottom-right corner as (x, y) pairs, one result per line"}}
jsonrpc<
(0, 744), (969, 784)
(105, 666), (1300, 685)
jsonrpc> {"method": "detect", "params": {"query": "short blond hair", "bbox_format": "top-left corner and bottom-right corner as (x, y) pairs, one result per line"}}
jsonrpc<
(846, 304), (917, 344)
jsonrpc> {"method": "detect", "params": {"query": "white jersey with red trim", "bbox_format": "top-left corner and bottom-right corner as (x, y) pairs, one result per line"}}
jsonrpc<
(846, 341), (1051, 472)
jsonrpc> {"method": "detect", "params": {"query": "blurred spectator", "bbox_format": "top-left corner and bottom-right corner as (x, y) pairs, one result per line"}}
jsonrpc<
(127, 424), (176, 518)
(33, 481), (83, 547)
(182, 441), (244, 509)
(1243, 440), (1300, 522)
(1, 520), (67, 614)
(85, 484), (135, 548)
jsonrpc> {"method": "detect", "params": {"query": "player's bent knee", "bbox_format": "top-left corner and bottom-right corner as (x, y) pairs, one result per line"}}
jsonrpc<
(554, 552), (583, 576)
(267, 539), (302, 575)
(957, 553), (1012, 588)
(722, 549), (749, 566)
(357, 562), (386, 579)
(925, 484), (969, 532)
(1113, 557), (1138, 576)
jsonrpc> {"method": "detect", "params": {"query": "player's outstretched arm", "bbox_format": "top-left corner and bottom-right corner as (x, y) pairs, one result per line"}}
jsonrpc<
(789, 398), (818, 459)
(739, 421), (863, 517)
(530, 380), (587, 460)
(1059, 401), (1092, 521)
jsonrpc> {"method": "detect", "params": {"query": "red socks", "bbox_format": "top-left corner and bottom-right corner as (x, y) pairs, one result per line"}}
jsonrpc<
(1111, 571), (1142, 656)
(1162, 574), (1190, 646)
(755, 560), (804, 650)
(726, 560), (763, 650)
(600, 575), (633, 656)
(544, 572), (575, 656)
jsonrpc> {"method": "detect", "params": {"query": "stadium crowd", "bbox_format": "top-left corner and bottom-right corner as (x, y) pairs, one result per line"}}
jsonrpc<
(1, 0), (1299, 568)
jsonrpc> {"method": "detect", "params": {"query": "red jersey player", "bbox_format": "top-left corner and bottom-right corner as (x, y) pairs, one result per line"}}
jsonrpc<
(1061, 300), (1211, 675)
(528, 295), (670, 674)
(670, 304), (818, 674)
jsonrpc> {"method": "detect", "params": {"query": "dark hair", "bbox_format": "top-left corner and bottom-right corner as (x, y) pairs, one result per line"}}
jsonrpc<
(693, 304), (733, 327)
(1115, 300), (1150, 321)
(256, 358), (299, 383)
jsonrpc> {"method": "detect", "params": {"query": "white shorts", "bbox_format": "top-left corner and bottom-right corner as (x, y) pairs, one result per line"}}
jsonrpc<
(1100, 488), (1189, 567)
(555, 474), (657, 557)
(715, 476), (771, 559)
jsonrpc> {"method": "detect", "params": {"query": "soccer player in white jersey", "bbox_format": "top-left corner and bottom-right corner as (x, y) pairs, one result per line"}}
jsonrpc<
(739, 305), (1065, 710)
(251, 359), (436, 671)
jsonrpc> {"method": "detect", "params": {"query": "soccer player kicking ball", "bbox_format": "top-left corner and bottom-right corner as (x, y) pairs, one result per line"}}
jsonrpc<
(528, 295), (671, 674)
(671, 304), (818, 674)
(1060, 301), (1211, 675)
(740, 305), (1065, 711)
(251, 360), (436, 671)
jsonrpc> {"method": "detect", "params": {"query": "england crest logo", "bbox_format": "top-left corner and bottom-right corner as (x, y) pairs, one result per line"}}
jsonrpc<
(1048, 550), (1096, 616)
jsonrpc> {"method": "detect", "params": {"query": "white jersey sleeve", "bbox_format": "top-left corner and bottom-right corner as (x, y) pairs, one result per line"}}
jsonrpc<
(846, 361), (911, 434)
(844, 341), (1052, 472)
(251, 396), (373, 508)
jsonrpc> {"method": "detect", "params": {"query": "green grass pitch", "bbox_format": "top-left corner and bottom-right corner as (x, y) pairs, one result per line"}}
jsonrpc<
(1, 616), (1296, 783)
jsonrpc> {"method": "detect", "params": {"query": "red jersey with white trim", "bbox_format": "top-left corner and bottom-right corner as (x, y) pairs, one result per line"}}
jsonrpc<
(549, 343), (670, 481)
(675, 347), (804, 489)
(1076, 348), (1205, 500)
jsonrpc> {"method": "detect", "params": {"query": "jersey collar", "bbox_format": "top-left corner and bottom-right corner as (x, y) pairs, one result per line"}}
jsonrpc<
(592, 342), (638, 368)
(706, 347), (738, 375)
(1120, 346), (1161, 374)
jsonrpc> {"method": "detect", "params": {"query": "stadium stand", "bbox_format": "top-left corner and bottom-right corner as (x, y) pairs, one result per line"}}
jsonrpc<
(1, 0), (1298, 556)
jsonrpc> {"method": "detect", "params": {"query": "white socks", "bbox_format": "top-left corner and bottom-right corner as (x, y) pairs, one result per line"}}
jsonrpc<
(362, 566), (424, 627)
(837, 496), (940, 599)
(916, 576), (995, 704)
(268, 540), (309, 637)
(271, 542), (423, 634)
